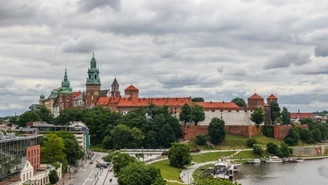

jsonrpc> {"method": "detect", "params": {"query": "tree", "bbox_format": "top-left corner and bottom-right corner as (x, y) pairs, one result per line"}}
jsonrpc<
(208, 118), (226, 145)
(269, 101), (281, 122)
(102, 135), (113, 149)
(190, 104), (205, 126)
(111, 151), (137, 175)
(16, 111), (41, 127)
(179, 104), (191, 125)
(284, 127), (300, 146)
(250, 107), (265, 127)
(281, 107), (291, 125)
(246, 138), (257, 147)
(40, 134), (67, 171)
(117, 161), (165, 185)
(55, 107), (83, 125)
(158, 124), (176, 148)
(196, 134), (207, 145)
(311, 128), (322, 142)
(48, 170), (59, 184)
(314, 124), (328, 140)
(231, 97), (247, 108)
(144, 131), (158, 149)
(266, 142), (280, 156)
(252, 144), (264, 156)
(191, 97), (204, 102)
(168, 143), (191, 168)
(36, 105), (54, 123)
(280, 142), (292, 158)
(112, 124), (145, 149)
(296, 127), (313, 144)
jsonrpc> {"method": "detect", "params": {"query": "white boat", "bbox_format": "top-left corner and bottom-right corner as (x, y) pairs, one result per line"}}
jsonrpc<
(265, 156), (283, 163)
(246, 159), (261, 164)
(295, 158), (304, 163)
(213, 158), (235, 180)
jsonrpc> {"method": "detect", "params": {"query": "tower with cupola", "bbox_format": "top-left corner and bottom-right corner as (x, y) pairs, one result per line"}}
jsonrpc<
(111, 77), (121, 98)
(59, 68), (73, 112)
(85, 52), (101, 107)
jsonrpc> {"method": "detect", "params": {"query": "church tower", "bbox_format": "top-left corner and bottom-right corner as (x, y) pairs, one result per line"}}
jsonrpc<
(59, 68), (73, 112)
(111, 77), (120, 98)
(85, 52), (101, 107)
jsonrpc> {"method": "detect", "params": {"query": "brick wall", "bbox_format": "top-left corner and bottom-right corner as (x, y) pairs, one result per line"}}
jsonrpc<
(226, 125), (262, 137)
(273, 124), (308, 140)
(183, 126), (208, 140)
(26, 145), (40, 170)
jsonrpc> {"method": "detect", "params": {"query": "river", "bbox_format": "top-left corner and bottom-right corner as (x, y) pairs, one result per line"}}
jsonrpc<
(235, 158), (328, 185)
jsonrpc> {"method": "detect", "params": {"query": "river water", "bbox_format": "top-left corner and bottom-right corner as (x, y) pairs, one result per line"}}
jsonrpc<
(235, 158), (328, 185)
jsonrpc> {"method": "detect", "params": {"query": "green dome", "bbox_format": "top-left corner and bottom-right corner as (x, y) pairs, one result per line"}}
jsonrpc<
(50, 89), (58, 99)
(40, 94), (45, 100)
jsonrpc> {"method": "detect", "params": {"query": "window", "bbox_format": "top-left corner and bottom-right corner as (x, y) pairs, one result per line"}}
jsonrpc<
(244, 110), (247, 112)
(220, 110), (223, 112)
(211, 110), (215, 112)
(228, 110), (231, 112)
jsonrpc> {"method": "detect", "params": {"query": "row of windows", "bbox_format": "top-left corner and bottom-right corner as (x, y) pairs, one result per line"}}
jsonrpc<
(27, 149), (39, 158)
(208, 110), (253, 113)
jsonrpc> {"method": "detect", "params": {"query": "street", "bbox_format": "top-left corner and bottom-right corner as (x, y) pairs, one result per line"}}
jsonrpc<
(58, 152), (118, 185)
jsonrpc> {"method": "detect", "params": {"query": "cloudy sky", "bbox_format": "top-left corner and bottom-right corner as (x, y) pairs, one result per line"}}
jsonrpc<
(1, 0), (328, 116)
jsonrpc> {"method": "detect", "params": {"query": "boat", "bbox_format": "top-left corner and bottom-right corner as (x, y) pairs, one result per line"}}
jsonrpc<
(213, 158), (235, 180)
(265, 156), (283, 163)
(246, 159), (261, 164)
(283, 157), (304, 163)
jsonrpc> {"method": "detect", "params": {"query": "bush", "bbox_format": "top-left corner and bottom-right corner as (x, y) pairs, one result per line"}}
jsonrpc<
(280, 142), (292, 158)
(311, 128), (322, 142)
(253, 144), (264, 156)
(262, 126), (274, 137)
(246, 138), (257, 147)
(266, 142), (281, 156)
(196, 134), (207, 145)
(296, 127), (314, 144)
(208, 118), (226, 144)
(284, 127), (300, 146)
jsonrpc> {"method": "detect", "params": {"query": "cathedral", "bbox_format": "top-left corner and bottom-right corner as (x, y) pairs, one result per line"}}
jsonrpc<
(39, 53), (277, 126)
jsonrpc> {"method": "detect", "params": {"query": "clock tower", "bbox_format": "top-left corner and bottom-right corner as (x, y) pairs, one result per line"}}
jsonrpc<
(85, 52), (101, 107)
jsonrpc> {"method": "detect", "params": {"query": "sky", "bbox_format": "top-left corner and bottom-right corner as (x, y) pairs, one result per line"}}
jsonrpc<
(1, 0), (328, 117)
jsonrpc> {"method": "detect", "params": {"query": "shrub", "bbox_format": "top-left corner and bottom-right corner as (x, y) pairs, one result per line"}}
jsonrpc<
(196, 134), (207, 145)
(311, 128), (322, 142)
(296, 127), (314, 144)
(280, 142), (292, 158)
(246, 138), (257, 147)
(253, 144), (264, 156)
(266, 142), (281, 156)
(262, 126), (274, 137)
(284, 127), (300, 146)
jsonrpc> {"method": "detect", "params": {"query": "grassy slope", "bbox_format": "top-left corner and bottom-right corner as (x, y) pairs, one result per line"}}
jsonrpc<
(150, 159), (184, 183)
(192, 151), (235, 163)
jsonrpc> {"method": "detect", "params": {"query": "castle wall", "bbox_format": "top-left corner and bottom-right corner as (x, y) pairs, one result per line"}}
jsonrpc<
(198, 110), (254, 126)
(273, 124), (308, 140)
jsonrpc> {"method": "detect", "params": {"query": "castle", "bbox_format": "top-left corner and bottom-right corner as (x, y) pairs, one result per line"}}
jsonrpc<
(39, 53), (277, 126)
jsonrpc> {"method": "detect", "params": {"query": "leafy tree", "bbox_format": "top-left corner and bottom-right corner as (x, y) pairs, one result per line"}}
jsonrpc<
(296, 127), (313, 144)
(262, 126), (274, 137)
(300, 118), (318, 130)
(9, 116), (18, 125)
(191, 97), (204, 102)
(208, 118), (226, 145)
(111, 151), (137, 175)
(40, 134), (67, 171)
(16, 111), (41, 127)
(179, 104), (191, 125)
(29, 104), (40, 112)
(144, 131), (158, 149)
(246, 138), (257, 147)
(266, 142), (281, 157)
(190, 104), (205, 126)
(281, 107), (291, 125)
(253, 144), (264, 156)
(48, 169), (59, 184)
(112, 124), (145, 149)
(158, 124), (176, 148)
(192, 177), (241, 185)
(55, 107), (83, 125)
(280, 142), (292, 158)
(314, 124), (328, 140)
(103, 135), (113, 149)
(117, 161), (165, 185)
(311, 128), (322, 142)
(231, 97), (247, 108)
(284, 127), (300, 146)
(36, 105), (54, 123)
(196, 134), (207, 145)
(250, 107), (265, 127)
(168, 143), (191, 168)
(269, 102), (281, 122)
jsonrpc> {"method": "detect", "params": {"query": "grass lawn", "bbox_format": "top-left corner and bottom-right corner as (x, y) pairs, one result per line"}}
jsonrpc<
(192, 151), (235, 163)
(232, 150), (260, 159)
(150, 159), (184, 183)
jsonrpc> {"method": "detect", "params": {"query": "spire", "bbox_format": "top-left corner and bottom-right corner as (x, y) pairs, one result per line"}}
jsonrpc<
(86, 52), (101, 85)
(60, 68), (72, 93)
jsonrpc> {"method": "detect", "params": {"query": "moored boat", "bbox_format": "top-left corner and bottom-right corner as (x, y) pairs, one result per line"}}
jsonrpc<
(265, 156), (283, 163)
(246, 159), (261, 164)
(213, 158), (235, 180)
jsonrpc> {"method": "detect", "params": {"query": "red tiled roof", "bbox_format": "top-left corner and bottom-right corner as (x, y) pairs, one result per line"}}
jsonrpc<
(290, 113), (314, 119)
(197, 102), (240, 110)
(125, 85), (139, 91)
(248, 93), (263, 99)
(263, 103), (270, 107)
(116, 97), (191, 107)
(72, 92), (83, 99)
(267, 94), (277, 99)
(96, 97), (120, 106)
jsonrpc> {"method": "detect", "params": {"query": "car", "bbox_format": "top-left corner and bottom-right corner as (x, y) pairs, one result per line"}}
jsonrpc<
(89, 160), (94, 164)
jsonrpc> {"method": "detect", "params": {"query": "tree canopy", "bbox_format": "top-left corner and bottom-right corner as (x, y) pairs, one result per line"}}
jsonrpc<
(269, 101), (281, 122)
(16, 111), (41, 127)
(250, 107), (265, 127)
(208, 118), (226, 145)
(231, 97), (247, 108)
(179, 104), (192, 125)
(281, 107), (291, 125)
(168, 143), (191, 168)
(190, 104), (205, 126)
(48, 170), (59, 185)
(111, 151), (137, 175)
(284, 127), (300, 146)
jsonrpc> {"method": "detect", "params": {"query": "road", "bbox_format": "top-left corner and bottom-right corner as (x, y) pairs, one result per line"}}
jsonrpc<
(59, 152), (118, 185)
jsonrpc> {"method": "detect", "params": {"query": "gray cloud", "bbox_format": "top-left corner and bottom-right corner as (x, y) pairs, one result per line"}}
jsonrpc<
(78, 0), (121, 12)
(314, 43), (328, 57)
(263, 51), (311, 69)
(160, 51), (176, 59)
(61, 36), (97, 53)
